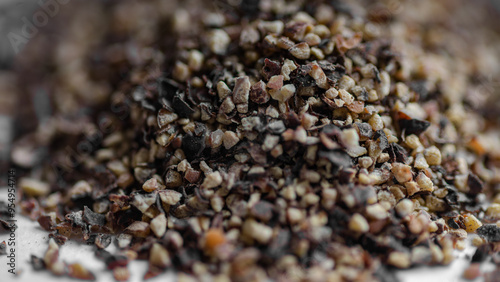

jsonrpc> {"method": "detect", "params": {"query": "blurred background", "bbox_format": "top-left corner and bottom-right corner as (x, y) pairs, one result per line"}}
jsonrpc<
(0, 0), (39, 69)
(1, 0), (500, 70)
(0, 0), (498, 181)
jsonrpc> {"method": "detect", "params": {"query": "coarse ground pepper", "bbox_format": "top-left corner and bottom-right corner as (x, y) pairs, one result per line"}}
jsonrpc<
(5, 0), (500, 281)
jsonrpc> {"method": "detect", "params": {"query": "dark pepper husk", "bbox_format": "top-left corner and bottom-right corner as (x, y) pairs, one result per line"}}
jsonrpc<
(0, 241), (6, 255)
(477, 225), (500, 242)
(399, 118), (431, 136)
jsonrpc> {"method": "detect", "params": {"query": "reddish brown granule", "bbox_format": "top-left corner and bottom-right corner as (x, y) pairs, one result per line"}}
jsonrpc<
(203, 228), (227, 254)
(463, 263), (481, 280)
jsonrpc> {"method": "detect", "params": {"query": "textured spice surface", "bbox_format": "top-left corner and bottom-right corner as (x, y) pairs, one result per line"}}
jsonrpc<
(8, 0), (500, 281)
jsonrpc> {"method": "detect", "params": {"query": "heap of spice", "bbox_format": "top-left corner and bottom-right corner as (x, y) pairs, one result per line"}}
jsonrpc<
(9, 0), (500, 281)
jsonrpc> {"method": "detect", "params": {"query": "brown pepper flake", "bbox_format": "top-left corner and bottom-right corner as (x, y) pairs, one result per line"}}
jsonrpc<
(124, 221), (150, 238)
(347, 101), (365, 113)
(233, 76), (251, 104)
(249, 80), (270, 104)
(223, 131), (239, 149)
(467, 137), (486, 156)
(267, 75), (284, 90)
(262, 59), (281, 80)
(158, 189), (182, 206)
(0, 241), (6, 256)
(284, 21), (308, 41)
(38, 214), (56, 231)
(131, 193), (156, 213)
(43, 239), (62, 275)
(117, 173), (134, 188)
(143, 178), (165, 192)
(157, 109), (178, 128)
(335, 32), (363, 53)
(220, 97), (235, 114)
(240, 27), (260, 48)
(150, 213), (167, 238)
(68, 263), (96, 281)
(207, 29), (231, 55)
(463, 263), (481, 280)
(185, 168), (201, 183)
(202, 171), (223, 189)
(165, 170), (183, 189)
(391, 163), (413, 183)
(242, 219), (273, 244)
(113, 267), (130, 282)
(19, 178), (50, 197)
(150, 243), (171, 268)
(289, 42), (311, 60)
(270, 84), (295, 102)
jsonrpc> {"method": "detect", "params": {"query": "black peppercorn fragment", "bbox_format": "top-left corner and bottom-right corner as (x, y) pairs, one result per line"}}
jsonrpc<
(83, 206), (106, 227)
(182, 132), (206, 160)
(471, 244), (491, 263)
(0, 201), (9, 217)
(318, 150), (353, 173)
(49, 233), (68, 245)
(375, 130), (389, 151)
(444, 188), (460, 208)
(399, 118), (431, 136)
(95, 249), (129, 270)
(250, 201), (274, 222)
(373, 265), (400, 282)
(0, 219), (10, 232)
(31, 255), (46, 271)
(265, 229), (291, 260)
(477, 225), (500, 242)
(158, 78), (180, 100)
(95, 234), (112, 249)
(387, 143), (408, 163)
(467, 173), (484, 196)
(355, 122), (373, 139)
(0, 241), (6, 256)
(172, 93), (195, 118)
(447, 218), (460, 229)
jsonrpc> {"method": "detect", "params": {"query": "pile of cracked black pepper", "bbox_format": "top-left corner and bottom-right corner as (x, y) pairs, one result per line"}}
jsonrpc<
(7, 0), (500, 281)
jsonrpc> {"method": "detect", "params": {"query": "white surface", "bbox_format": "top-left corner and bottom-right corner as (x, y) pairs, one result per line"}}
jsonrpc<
(0, 211), (177, 282)
(396, 241), (492, 282)
(0, 188), (176, 282)
(0, 188), (493, 282)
